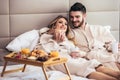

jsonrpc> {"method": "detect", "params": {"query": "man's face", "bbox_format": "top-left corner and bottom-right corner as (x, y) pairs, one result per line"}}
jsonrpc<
(70, 11), (86, 28)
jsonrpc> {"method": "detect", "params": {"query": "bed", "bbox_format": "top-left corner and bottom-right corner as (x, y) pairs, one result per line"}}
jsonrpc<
(0, 64), (91, 80)
(0, 0), (119, 80)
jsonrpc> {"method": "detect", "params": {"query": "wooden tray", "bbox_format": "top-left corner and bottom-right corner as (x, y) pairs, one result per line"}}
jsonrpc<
(1, 53), (71, 80)
(4, 53), (67, 66)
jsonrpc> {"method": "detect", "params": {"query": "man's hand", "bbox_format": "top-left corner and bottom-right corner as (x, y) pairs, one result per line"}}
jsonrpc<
(118, 43), (120, 49)
(70, 52), (81, 58)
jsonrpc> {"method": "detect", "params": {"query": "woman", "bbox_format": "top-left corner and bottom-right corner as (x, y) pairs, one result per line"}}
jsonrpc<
(35, 15), (120, 80)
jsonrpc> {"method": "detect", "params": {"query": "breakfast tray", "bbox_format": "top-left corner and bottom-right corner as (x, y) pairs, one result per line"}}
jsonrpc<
(1, 53), (71, 80)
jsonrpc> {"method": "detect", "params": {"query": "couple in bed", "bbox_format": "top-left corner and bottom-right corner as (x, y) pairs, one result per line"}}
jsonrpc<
(34, 2), (120, 80)
(34, 15), (120, 80)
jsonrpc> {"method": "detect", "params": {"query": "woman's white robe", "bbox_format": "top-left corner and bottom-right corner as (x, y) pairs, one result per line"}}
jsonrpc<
(35, 33), (101, 77)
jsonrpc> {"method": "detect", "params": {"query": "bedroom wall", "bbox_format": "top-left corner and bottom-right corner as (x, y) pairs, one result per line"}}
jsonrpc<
(0, 0), (119, 49)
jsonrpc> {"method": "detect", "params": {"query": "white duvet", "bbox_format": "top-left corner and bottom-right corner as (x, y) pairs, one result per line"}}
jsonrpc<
(0, 64), (89, 80)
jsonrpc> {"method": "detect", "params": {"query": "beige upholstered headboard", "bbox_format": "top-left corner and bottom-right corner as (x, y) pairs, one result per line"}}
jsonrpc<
(0, 0), (119, 49)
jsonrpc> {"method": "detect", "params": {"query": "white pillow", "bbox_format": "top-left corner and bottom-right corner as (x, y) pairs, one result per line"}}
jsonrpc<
(39, 27), (49, 35)
(6, 30), (39, 52)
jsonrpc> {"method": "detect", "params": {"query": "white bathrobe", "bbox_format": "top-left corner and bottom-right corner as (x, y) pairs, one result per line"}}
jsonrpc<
(35, 33), (101, 77)
(72, 24), (120, 71)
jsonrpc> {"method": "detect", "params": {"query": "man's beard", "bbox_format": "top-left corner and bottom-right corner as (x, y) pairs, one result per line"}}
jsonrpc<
(72, 19), (84, 28)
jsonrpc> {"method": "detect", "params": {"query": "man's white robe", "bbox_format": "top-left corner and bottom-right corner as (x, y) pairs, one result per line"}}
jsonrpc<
(72, 24), (120, 71)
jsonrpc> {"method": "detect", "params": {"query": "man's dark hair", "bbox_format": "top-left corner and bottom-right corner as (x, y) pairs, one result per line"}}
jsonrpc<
(69, 2), (86, 13)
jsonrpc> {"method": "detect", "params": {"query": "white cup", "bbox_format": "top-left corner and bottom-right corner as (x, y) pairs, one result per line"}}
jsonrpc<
(112, 41), (118, 54)
(70, 47), (79, 52)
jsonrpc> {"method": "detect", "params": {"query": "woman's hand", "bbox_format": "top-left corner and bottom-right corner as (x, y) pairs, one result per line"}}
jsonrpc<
(53, 29), (66, 42)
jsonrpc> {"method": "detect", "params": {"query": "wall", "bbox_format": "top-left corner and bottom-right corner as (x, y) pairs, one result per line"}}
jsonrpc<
(0, 0), (119, 49)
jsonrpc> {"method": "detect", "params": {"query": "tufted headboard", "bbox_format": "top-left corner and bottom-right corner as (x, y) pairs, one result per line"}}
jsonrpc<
(0, 0), (119, 49)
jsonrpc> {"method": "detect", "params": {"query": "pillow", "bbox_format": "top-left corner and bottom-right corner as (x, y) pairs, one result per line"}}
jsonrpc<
(6, 30), (39, 52)
(90, 25), (116, 43)
(39, 27), (49, 35)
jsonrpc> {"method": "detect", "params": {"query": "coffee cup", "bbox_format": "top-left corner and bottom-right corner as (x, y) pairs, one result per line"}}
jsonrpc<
(70, 47), (79, 52)
(112, 41), (118, 54)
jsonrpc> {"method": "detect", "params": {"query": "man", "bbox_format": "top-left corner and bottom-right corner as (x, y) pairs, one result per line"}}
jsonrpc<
(68, 2), (120, 71)
(55, 2), (120, 71)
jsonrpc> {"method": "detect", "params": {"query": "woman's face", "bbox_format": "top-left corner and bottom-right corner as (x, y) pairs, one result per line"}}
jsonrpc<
(55, 18), (68, 32)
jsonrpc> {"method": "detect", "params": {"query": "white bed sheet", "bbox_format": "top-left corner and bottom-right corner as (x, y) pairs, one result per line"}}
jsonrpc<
(0, 64), (89, 80)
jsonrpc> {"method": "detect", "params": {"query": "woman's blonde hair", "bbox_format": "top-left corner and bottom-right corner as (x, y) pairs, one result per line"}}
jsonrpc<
(48, 15), (70, 36)
(48, 15), (76, 45)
